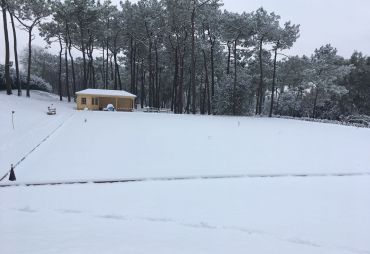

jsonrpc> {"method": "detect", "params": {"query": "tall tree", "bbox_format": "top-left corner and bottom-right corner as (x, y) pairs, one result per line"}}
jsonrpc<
(69, 0), (98, 89)
(269, 21), (300, 117)
(7, 2), (21, 96)
(342, 52), (370, 115)
(222, 11), (254, 115)
(13, 0), (51, 97)
(189, 0), (213, 114)
(40, 21), (64, 100)
(198, 0), (222, 112)
(253, 8), (280, 115)
(305, 45), (352, 118)
(1, 0), (12, 95)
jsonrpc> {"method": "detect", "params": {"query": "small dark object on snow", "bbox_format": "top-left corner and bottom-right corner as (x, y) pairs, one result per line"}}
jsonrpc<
(11, 111), (15, 130)
(84, 118), (87, 123)
(47, 104), (56, 115)
(9, 164), (16, 181)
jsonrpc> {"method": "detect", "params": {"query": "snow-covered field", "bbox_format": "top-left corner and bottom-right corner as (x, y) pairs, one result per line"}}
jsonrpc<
(2, 96), (370, 184)
(0, 91), (74, 179)
(1, 176), (370, 254)
(1, 91), (370, 254)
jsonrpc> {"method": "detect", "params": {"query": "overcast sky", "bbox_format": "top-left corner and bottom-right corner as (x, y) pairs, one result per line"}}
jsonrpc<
(1, 0), (370, 64)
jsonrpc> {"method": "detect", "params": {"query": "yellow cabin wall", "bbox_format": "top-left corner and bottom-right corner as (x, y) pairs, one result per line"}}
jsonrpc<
(76, 95), (99, 110)
(76, 94), (135, 111)
(117, 98), (134, 111)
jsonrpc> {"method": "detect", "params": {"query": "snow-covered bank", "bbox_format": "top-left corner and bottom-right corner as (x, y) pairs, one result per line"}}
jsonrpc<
(0, 91), (74, 178)
(1, 176), (369, 254)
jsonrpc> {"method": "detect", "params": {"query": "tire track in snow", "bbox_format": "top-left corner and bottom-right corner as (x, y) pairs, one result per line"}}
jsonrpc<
(0, 112), (75, 182)
(10, 206), (370, 254)
(91, 211), (370, 254)
(1, 172), (370, 188)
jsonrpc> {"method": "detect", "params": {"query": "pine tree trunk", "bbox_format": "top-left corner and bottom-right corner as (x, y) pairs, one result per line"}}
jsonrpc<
(67, 34), (76, 101)
(172, 47), (179, 113)
(105, 42), (109, 88)
(148, 39), (153, 107)
(186, 67), (191, 114)
(105, 22), (109, 88)
(178, 51), (185, 114)
(232, 39), (238, 115)
(257, 38), (264, 115)
(191, 6), (196, 114)
(117, 66), (122, 91)
(202, 50), (211, 115)
(255, 89), (260, 115)
(158, 67), (162, 109)
(65, 40), (70, 102)
(210, 41), (215, 98)
(135, 60), (139, 97)
(26, 28), (33, 97)
(113, 51), (118, 90)
(110, 55), (114, 89)
(86, 47), (91, 87)
(133, 44), (137, 94)
(58, 35), (63, 101)
(80, 27), (87, 89)
(227, 41), (231, 75)
(2, 1), (12, 95)
(130, 36), (134, 93)
(200, 71), (205, 115)
(9, 11), (20, 96)
(269, 46), (278, 117)
(114, 52), (122, 90)
(312, 89), (320, 119)
(140, 60), (145, 108)
(102, 45), (106, 89)
(155, 43), (159, 108)
(90, 52), (96, 89)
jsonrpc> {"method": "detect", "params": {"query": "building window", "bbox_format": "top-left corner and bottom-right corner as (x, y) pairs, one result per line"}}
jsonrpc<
(81, 98), (87, 105)
(92, 98), (99, 105)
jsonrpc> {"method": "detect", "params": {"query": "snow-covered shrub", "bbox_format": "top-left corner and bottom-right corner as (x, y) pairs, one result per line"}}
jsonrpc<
(0, 64), (52, 92)
(213, 74), (254, 116)
(21, 74), (52, 92)
(275, 90), (304, 117)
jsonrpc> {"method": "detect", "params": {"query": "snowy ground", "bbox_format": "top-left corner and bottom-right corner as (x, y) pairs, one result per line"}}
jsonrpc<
(1, 91), (370, 253)
(1, 176), (370, 254)
(2, 103), (370, 184)
(0, 91), (74, 179)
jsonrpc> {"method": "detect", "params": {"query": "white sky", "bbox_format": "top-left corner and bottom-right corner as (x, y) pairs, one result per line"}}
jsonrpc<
(1, 0), (370, 64)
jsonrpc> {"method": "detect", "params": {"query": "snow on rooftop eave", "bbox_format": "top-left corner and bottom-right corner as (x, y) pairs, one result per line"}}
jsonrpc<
(76, 89), (137, 98)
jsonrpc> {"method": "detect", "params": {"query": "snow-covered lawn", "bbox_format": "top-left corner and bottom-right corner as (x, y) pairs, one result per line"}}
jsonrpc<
(0, 91), (74, 178)
(1, 91), (370, 254)
(2, 105), (370, 184)
(1, 176), (370, 254)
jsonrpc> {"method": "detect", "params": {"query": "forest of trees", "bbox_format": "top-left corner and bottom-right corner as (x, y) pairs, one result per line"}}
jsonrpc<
(1, 0), (370, 120)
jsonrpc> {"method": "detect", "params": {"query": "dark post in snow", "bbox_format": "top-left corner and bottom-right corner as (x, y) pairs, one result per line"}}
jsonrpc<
(9, 164), (16, 181)
(11, 111), (15, 130)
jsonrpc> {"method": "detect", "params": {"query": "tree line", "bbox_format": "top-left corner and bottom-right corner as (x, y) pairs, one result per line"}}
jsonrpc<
(1, 0), (370, 119)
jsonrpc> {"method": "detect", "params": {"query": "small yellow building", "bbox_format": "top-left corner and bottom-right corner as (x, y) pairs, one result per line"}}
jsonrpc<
(76, 89), (136, 111)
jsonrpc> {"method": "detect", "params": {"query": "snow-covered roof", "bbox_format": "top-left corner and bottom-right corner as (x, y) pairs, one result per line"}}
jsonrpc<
(76, 89), (136, 98)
